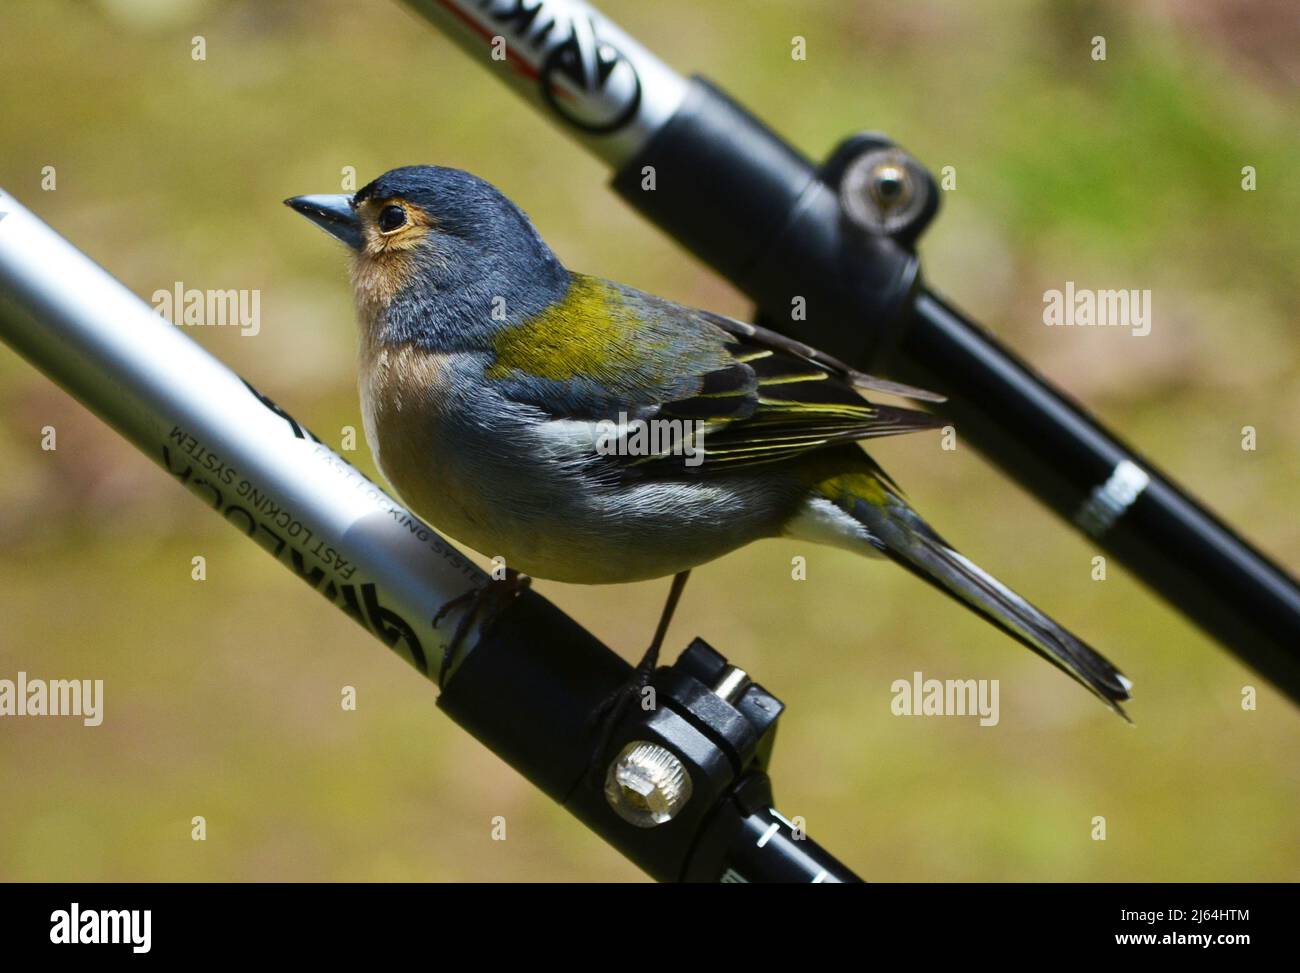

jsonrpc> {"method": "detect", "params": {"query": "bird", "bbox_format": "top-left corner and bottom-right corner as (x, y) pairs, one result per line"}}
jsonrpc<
(285, 164), (1133, 734)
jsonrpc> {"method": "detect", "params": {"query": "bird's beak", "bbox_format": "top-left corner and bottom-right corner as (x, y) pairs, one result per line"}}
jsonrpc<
(284, 194), (362, 251)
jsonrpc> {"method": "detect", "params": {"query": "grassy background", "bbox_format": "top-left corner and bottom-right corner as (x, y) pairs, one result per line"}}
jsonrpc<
(0, 0), (1297, 881)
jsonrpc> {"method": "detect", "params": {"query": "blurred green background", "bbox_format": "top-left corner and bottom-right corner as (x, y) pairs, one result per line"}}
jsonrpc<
(1, 0), (1297, 881)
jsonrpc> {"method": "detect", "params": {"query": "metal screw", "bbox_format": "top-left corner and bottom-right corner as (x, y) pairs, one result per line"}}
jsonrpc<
(713, 665), (751, 704)
(840, 147), (927, 235)
(869, 163), (910, 209)
(604, 740), (693, 827)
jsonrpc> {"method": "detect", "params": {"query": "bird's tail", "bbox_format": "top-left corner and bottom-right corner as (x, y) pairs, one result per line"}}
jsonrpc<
(817, 470), (1133, 719)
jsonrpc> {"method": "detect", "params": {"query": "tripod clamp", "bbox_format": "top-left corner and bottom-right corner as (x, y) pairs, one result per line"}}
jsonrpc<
(436, 588), (861, 882)
(591, 637), (862, 883)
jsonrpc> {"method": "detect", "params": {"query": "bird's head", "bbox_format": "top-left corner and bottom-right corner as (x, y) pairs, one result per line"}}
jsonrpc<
(285, 165), (565, 344)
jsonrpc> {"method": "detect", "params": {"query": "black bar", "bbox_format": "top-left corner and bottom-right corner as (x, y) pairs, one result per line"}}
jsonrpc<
(898, 290), (1300, 700)
(687, 774), (862, 883)
(3, 882), (1282, 955)
(612, 76), (1300, 705)
(610, 79), (919, 369)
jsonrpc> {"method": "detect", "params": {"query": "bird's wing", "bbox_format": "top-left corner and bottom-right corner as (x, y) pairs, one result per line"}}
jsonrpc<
(485, 274), (944, 474)
(693, 309), (946, 405)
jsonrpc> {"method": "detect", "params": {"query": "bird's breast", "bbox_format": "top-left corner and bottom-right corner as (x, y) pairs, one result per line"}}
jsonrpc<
(356, 341), (539, 564)
(358, 341), (458, 500)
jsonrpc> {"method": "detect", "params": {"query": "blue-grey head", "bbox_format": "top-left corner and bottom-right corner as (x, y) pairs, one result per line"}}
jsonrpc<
(286, 165), (568, 348)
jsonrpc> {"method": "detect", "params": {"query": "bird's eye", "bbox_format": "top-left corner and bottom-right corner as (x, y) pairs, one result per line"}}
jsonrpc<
(377, 204), (407, 234)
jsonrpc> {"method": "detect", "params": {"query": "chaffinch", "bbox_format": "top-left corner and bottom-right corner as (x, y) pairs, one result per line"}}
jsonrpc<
(286, 165), (1131, 722)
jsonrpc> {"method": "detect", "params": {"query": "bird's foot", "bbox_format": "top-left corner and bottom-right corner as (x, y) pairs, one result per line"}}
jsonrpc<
(583, 570), (690, 789)
(432, 569), (531, 685)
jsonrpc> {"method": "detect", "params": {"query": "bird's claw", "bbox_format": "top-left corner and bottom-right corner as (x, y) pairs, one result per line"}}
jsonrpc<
(584, 649), (658, 789)
(432, 570), (531, 685)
